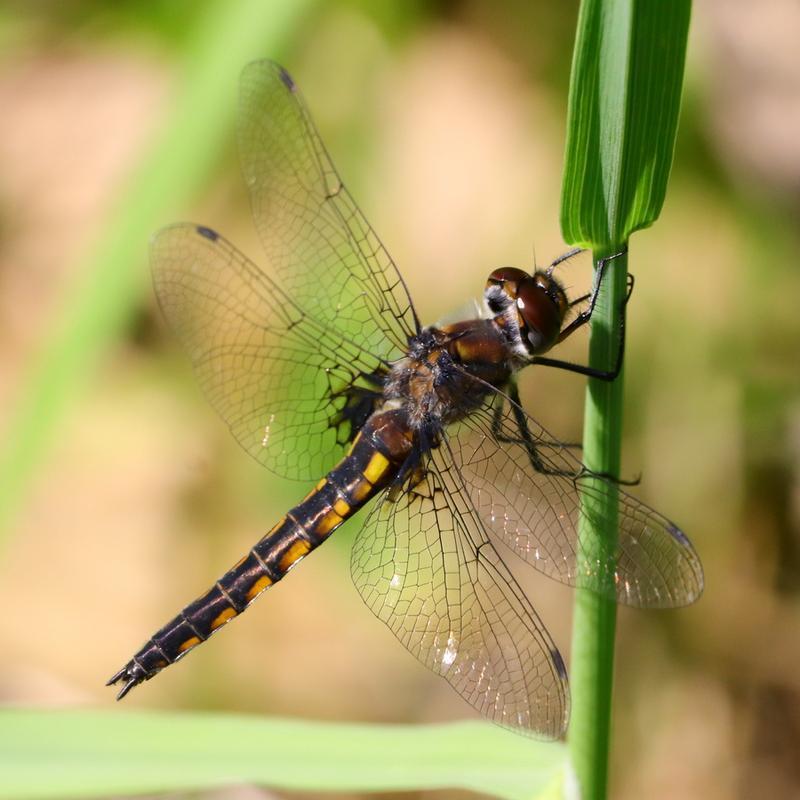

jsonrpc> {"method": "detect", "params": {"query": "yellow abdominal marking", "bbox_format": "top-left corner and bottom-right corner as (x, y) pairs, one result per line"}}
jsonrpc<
(350, 478), (373, 503)
(363, 451), (390, 484)
(333, 497), (350, 517)
(210, 607), (238, 630)
(279, 539), (312, 572)
(178, 636), (201, 653)
(315, 509), (343, 537)
(245, 575), (273, 602)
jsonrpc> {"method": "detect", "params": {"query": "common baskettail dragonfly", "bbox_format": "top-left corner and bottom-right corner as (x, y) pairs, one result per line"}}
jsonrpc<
(108, 61), (703, 738)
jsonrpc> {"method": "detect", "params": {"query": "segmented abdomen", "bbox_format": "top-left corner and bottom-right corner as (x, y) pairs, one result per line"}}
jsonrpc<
(108, 409), (410, 698)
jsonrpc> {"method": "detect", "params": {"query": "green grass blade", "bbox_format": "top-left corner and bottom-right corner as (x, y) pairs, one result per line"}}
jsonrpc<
(560, 2), (691, 798)
(0, 0), (317, 544)
(567, 248), (627, 800)
(0, 709), (566, 800)
(560, 0), (691, 248)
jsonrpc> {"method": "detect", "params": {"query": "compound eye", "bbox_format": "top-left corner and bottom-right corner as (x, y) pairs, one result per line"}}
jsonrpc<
(487, 267), (529, 285)
(486, 267), (529, 315)
(516, 277), (562, 353)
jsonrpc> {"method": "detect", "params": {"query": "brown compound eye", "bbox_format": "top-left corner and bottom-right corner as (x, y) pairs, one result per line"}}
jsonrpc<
(486, 267), (529, 314)
(516, 274), (567, 354)
(487, 266), (529, 286)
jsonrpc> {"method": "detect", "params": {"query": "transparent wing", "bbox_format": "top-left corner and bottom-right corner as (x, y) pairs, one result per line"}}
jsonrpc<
(150, 224), (389, 481)
(238, 60), (420, 359)
(351, 442), (569, 738)
(447, 385), (704, 608)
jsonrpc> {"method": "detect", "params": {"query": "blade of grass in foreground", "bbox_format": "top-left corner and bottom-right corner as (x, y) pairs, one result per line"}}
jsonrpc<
(0, 0), (317, 546)
(559, 1), (691, 798)
(0, 710), (566, 800)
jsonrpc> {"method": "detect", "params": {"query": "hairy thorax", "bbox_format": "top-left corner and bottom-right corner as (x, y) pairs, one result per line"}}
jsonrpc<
(382, 319), (513, 431)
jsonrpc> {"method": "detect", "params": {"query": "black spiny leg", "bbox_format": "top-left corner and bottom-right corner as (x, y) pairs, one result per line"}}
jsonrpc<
(497, 381), (640, 487)
(491, 383), (582, 479)
(531, 250), (633, 382)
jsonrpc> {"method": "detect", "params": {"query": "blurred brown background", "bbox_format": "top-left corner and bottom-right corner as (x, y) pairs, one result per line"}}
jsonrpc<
(1, 1), (799, 798)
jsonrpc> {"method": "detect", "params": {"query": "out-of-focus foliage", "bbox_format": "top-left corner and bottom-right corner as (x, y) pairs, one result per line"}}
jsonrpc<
(0, 0), (317, 541)
(0, 710), (565, 800)
(0, 1), (798, 798)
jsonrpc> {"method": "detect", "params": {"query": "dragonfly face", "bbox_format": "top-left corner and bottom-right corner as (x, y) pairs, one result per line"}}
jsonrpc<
(485, 267), (570, 357)
(108, 61), (703, 739)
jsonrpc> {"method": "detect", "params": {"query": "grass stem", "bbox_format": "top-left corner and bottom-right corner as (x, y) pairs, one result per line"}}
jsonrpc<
(567, 247), (628, 799)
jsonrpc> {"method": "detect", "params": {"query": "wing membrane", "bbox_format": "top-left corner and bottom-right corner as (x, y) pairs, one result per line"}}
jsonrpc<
(351, 442), (569, 738)
(447, 385), (704, 608)
(150, 224), (388, 481)
(238, 60), (419, 359)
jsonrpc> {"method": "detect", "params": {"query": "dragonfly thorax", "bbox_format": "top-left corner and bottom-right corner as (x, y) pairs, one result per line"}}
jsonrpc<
(383, 332), (464, 430)
(485, 267), (569, 358)
(383, 322), (510, 431)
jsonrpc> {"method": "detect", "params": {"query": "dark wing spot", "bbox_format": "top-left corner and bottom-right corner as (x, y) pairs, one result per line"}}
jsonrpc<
(550, 648), (568, 680)
(196, 225), (219, 241)
(667, 523), (690, 546)
(278, 66), (297, 92)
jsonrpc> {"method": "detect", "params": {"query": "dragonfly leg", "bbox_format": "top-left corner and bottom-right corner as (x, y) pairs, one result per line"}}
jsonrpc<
(504, 382), (582, 449)
(545, 246), (585, 276)
(492, 385), (582, 479)
(500, 382), (641, 487)
(531, 251), (632, 382)
(576, 464), (642, 487)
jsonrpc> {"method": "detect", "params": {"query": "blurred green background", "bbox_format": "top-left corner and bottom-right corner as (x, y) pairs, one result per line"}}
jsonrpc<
(1, 1), (799, 798)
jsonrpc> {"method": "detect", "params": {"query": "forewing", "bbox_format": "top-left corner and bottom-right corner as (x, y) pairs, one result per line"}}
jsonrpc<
(350, 443), (569, 738)
(151, 224), (388, 481)
(448, 387), (704, 608)
(238, 60), (420, 360)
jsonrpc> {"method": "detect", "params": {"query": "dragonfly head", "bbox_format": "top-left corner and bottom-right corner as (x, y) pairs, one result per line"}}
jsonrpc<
(485, 267), (569, 357)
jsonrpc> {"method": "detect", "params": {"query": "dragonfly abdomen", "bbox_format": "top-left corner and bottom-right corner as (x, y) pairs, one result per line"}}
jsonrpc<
(108, 408), (412, 699)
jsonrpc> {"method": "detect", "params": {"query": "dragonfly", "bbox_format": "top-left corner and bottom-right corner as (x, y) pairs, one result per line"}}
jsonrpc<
(108, 60), (703, 738)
